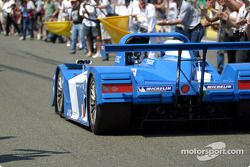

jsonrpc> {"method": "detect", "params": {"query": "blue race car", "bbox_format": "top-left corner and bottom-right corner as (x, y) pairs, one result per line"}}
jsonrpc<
(51, 32), (250, 134)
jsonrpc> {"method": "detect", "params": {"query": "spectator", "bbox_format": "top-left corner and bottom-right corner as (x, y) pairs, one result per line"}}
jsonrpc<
(154, 0), (168, 32)
(200, 0), (224, 73)
(200, 0), (220, 31)
(2, 0), (20, 36)
(133, 0), (157, 59)
(221, 0), (250, 63)
(218, 0), (243, 64)
(27, 0), (35, 39)
(133, 0), (157, 33)
(35, 0), (45, 40)
(216, 0), (240, 68)
(167, 0), (177, 32)
(157, 0), (205, 45)
(80, 0), (101, 58)
(61, 0), (71, 46)
(19, 0), (35, 40)
(57, 0), (64, 21)
(19, 0), (29, 40)
(44, 0), (58, 41)
(56, 0), (71, 46)
(124, 0), (140, 32)
(96, 0), (114, 16)
(70, 0), (85, 54)
(224, 0), (242, 12)
(113, 0), (130, 16)
(0, 0), (6, 34)
(95, 0), (115, 59)
(61, 0), (72, 21)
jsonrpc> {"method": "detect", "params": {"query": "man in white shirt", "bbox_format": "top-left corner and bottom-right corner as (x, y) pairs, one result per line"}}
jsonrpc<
(80, 0), (101, 58)
(96, 0), (112, 57)
(0, 0), (5, 34)
(132, 0), (157, 59)
(61, 0), (72, 20)
(157, 0), (205, 43)
(134, 0), (156, 33)
(157, 0), (205, 57)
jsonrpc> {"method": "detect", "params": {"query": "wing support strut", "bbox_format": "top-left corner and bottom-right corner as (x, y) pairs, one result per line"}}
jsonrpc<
(175, 49), (182, 106)
(200, 49), (207, 97)
(175, 49), (208, 114)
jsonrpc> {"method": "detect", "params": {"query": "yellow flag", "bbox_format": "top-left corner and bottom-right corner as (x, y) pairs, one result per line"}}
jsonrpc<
(44, 21), (72, 37)
(99, 16), (130, 44)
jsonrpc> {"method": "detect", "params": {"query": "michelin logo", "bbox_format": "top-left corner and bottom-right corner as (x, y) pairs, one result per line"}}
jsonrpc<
(137, 86), (172, 92)
(204, 84), (233, 90)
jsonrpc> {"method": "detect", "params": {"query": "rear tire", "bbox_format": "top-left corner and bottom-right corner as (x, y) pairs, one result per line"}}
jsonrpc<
(87, 76), (131, 135)
(88, 76), (100, 134)
(55, 71), (64, 117)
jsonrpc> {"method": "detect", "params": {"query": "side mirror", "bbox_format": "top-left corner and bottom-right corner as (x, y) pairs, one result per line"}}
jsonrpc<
(76, 59), (92, 65)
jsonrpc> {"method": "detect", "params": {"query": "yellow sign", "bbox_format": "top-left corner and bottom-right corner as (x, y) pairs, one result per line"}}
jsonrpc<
(44, 21), (72, 37)
(99, 16), (130, 44)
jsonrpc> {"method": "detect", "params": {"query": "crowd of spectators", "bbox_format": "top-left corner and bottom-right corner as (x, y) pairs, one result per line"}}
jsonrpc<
(0, 0), (249, 71)
(200, 0), (250, 73)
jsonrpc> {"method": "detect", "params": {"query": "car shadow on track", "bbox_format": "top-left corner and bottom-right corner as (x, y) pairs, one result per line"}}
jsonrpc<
(0, 136), (16, 140)
(0, 149), (70, 164)
(66, 118), (250, 137)
(139, 121), (250, 138)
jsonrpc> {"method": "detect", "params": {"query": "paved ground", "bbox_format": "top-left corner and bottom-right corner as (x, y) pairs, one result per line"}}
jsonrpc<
(0, 35), (249, 167)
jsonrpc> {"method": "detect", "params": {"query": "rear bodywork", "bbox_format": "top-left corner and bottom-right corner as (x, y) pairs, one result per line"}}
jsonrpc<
(51, 32), (250, 131)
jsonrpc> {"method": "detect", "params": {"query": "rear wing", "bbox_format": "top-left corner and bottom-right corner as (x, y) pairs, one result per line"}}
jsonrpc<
(105, 42), (250, 52)
(105, 38), (250, 102)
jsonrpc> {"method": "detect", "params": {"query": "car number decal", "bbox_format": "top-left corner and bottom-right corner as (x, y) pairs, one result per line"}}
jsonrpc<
(131, 68), (137, 76)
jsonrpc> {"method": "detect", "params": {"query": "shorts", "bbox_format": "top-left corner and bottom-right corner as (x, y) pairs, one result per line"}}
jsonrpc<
(83, 24), (101, 38)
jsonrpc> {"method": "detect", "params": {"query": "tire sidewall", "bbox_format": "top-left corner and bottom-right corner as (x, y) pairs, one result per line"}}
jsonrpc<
(55, 71), (64, 116)
(88, 76), (100, 134)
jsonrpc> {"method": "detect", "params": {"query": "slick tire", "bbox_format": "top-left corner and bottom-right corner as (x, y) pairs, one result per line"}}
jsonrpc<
(55, 71), (64, 117)
(87, 76), (131, 135)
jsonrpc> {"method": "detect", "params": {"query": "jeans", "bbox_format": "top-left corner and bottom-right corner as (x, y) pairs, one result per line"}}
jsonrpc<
(236, 34), (250, 63)
(70, 23), (86, 53)
(175, 24), (205, 43)
(189, 25), (205, 43)
(5, 14), (20, 35)
(175, 26), (189, 39)
(175, 24), (205, 57)
(22, 17), (34, 39)
(224, 34), (236, 63)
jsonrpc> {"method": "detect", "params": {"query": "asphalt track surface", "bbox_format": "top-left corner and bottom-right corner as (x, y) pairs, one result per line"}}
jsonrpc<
(0, 35), (249, 167)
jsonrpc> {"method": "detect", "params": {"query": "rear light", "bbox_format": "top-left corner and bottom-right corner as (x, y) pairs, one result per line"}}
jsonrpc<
(238, 80), (250, 90)
(181, 84), (190, 94)
(102, 84), (132, 93)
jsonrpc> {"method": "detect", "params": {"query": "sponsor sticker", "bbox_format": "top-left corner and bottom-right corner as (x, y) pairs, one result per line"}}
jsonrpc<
(115, 56), (122, 63)
(137, 86), (172, 92)
(146, 59), (155, 65)
(203, 84), (233, 90)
